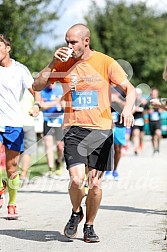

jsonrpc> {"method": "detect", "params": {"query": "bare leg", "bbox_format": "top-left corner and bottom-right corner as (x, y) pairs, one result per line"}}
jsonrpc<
(85, 169), (103, 225)
(68, 164), (85, 212)
(156, 129), (161, 151)
(20, 153), (31, 179)
(140, 131), (144, 150)
(56, 140), (64, 163)
(151, 135), (155, 151)
(44, 135), (54, 170)
(5, 148), (20, 205)
(114, 144), (122, 170)
(132, 128), (140, 154)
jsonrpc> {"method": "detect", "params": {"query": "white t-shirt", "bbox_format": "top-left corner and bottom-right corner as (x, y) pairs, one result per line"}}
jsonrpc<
(0, 59), (34, 127)
(20, 89), (35, 126)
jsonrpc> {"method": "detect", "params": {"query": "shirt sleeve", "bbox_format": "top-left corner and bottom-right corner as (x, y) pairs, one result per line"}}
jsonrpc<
(108, 60), (128, 85)
(22, 66), (34, 89)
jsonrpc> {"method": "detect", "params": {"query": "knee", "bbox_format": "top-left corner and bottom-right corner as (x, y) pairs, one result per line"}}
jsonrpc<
(69, 176), (84, 189)
(6, 161), (18, 179)
(88, 177), (101, 193)
(57, 141), (64, 152)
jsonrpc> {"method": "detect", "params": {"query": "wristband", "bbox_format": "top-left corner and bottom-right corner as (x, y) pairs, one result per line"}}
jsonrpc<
(34, 102), (41, 109)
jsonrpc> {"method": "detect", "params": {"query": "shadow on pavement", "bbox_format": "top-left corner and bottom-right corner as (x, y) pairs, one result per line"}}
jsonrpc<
(100, 205), (167, 215)
(0, 229), (73, 243)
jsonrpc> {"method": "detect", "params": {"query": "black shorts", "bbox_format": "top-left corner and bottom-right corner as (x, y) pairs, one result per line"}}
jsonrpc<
(132, 125), (144, 132)
(43, 121), (63, 141)
(63, 126), (113, 171)
(149, 121), (161, 136)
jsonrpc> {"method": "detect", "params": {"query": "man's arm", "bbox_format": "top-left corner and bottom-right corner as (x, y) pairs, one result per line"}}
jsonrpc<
(32, 47), (73, 91)
(40, 97), (62, 110)
(32, 60), (57, 91)
(150, 98), (167, 111)
(28, 88), (41, 117)
(116, 80), (136, 128)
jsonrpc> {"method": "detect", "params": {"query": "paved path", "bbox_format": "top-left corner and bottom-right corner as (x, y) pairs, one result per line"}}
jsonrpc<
(0, 136), (167, 252)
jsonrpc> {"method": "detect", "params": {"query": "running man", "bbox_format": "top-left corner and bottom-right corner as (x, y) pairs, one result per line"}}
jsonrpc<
(0, 34), (40, 219)
(33, 23), (135, 242)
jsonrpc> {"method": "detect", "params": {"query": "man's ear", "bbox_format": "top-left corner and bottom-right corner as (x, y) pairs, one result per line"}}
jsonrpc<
(85, 37), (90, 46)
(6, 45), (11, 52)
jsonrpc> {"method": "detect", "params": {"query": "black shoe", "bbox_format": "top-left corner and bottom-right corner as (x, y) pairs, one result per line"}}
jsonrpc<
(64, 207), (84, 238)
(83, 224), (100, 243)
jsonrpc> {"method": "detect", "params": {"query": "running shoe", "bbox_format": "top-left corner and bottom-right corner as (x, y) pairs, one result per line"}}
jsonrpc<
(104, 171), (112, 180)
(48, 167), (55, 177)
(83, 224), (100, 243)
(64, 207), (84, 238)
(7, 205), (18, 220)
(112, 170), (119, 181)
(55, 159), (62, 176)
(153, 149), (160, 156)
(0, 180), (7, 208)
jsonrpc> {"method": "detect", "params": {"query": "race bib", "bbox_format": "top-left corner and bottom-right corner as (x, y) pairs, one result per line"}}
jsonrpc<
(150, 112), (160, 121)
(72, 90), (98, 110)
(134, 118), (144, 126)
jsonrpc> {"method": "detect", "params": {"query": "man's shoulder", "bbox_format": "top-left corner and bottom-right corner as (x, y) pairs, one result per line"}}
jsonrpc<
(92, 51), (115, 66)
(13, 59), (30, 74)
(94, 51), (114, 60)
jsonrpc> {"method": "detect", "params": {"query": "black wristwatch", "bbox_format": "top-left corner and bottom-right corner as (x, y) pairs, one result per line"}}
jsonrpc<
(34, 102), (41, 109)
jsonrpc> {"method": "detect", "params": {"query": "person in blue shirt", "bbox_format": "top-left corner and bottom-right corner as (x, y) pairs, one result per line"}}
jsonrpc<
(40, 83), (64, 176)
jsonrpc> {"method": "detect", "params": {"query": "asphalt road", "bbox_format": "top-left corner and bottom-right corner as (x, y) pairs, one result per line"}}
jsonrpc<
(0, 136), (167, 252)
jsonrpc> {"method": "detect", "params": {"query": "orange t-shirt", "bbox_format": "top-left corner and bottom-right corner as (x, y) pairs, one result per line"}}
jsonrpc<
(49, 51), (127, 130)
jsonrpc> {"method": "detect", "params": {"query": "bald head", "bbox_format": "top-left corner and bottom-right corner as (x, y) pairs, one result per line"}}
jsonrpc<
(65, 23), (91, 59)
(67, 24), (90, 40)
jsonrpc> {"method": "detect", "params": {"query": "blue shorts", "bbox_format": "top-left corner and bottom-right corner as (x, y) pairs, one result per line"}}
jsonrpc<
(113, 126), (126, 146)
(0, 126), (24, 153)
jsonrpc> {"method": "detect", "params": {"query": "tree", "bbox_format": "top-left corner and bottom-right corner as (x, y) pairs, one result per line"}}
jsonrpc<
(84, 0), (167, 95)
(0, 0), (64, 72)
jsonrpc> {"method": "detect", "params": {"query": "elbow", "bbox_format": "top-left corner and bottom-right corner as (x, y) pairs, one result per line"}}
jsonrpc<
(32, 82), (42, 91)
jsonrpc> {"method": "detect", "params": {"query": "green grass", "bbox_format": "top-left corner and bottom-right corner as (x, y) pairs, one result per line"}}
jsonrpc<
(27, 155), (49, 179)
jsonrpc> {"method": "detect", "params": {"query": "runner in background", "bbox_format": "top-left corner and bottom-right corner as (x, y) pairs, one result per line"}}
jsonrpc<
(145, 88), (162, 154)
(105, 86), (127, 181)
(40, 83), (65, 176)
(0, 34), (40, 219)
(19, 89), (38, 186)
(131, 88), (147, 155)
(150, 59), (167, 110)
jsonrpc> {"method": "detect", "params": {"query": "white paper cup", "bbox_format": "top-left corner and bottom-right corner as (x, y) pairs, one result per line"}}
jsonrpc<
(62, 48), (73, 62)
